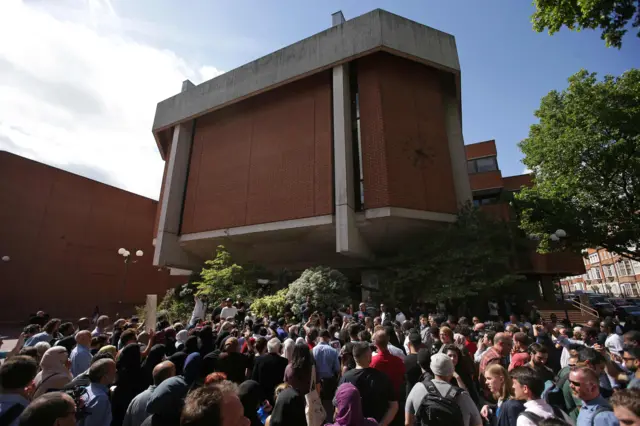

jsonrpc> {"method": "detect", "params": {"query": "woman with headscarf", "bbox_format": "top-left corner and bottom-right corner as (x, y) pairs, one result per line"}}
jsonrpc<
(202, 351), (220, 378)
(238, 380), (265, 426)
(33, 347), (72, 398)
(175, 330), (188, 352)
(141, 344), (166, 388)
(183, 352), (203, 389)
(266, 388), (306, 426)
(98, 345), (117, 359)
(282, 338), (295, 363)
(168, 351), (187, 376)
(111, 343), (146, 426)
(327, 383), (378, 426)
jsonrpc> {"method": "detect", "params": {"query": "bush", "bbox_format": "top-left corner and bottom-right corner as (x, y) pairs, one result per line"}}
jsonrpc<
(287, 267), (350, 316)
(250, 288), (289, 318)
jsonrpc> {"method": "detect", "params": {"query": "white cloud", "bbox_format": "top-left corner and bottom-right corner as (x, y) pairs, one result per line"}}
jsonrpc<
(523, 167), (532, 174)
(0, 0), (223, 199)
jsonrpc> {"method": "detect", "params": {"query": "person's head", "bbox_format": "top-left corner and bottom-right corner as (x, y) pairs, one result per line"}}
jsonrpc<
(88, 358), (116, 386)
(602, 320), (616, 335)
(332, 383), (366, 425)
(267, 337), (282, 355)
(485, 364), (512, 401)
(442, 344), (461, 367)
(611, 388), (640, 426)
(359, 302), (366, 312)
(255, 337), (268, 355)
(623, 346), (640, 372)
(18, 391), (76, 426)
(513, 332), (529, 351)
(408, 332), (422, 353)
(224, 297), (233, 308)
(273, 383), (291, 402)
(493, 332), (513, 356)
(569, 367), (601, 401)
(380, 303), (387, 312)
(96, 315), (109, 329)
(223, 337), (239, 354)
(352, 342), (372, 368)
(0, 356), (38, 396)
(291, 344), (312, 372)
(528, 343), (549, 367)
(119, 329), (137, 347)
(318, 329), (331, 343)
(77, 318), (91, 331)
(577, 346), (606, 375)
(75, 330), (91, 347)
(180, 381), (249, 426)
(306, 327), (318, 344)
(430, 353), (454, 381)
(153, 361), (176, 386)
(58, 322), (75, 337)
(43, 319), (61, 335)
(624, 331), (640, 348)
(34, 342), (51, 361)
(439, 326), (453, 344)
(373, 329), (389, 351)
(511, 366), (545, 401)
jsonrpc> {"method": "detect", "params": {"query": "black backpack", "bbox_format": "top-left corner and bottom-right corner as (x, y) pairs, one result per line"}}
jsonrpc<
(415, 380), (464, 426)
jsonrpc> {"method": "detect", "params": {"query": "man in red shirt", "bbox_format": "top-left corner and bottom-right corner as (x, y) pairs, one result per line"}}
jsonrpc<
(370, 329), (406, 394)
(508, 331), (530, 371)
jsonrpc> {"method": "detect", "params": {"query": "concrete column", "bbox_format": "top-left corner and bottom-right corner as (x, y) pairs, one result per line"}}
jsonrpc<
(443, 92), (472, 208)
(540, 276), (556, 303)
(332, 64), (370, 259)
(153, 80), (200, 269)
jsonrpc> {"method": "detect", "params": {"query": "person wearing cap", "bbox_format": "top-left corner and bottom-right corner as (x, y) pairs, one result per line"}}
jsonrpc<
(405, 353), (482, 426)
(220, 298), (238, 321)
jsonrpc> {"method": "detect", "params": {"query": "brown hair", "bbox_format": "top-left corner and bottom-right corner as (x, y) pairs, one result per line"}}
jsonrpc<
(181, 381), (237, 426)
(485, 364), (513, 401)
(439, 326), (453, 340)
(610, 388), (640, 416)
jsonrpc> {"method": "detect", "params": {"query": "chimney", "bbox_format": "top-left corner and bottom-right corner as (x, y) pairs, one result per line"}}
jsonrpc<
(332, 10), (345, 26)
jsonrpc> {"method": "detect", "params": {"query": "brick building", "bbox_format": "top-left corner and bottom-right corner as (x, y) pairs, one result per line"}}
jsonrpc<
(0, 151), (185, 321)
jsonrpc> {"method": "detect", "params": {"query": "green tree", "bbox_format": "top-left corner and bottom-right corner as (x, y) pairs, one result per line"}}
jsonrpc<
(515, 69), (640, 260)
(532, 0), (640, 48)
(287, 267), (350, 316)
(383, 206), (524, 302)
(192, 245), (261, 304)
(250, 288), (289, 318)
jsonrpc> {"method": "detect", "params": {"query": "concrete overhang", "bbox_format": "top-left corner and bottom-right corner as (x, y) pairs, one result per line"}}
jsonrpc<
(152, 8), (461, 159)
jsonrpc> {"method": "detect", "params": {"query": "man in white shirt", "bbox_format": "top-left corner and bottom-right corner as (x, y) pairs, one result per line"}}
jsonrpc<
(395, 309), (406, 324)
(603, 321), (624, 356)
(189, 296), (206, 327)
(511, 366), (574, 426)
(379, 304), (390, 324)
(220, 298), (238, 321)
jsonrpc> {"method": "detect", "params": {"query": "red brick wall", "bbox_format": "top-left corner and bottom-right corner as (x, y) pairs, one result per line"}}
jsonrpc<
(503, 174), (533, 191)
(358, 53), (458, 214)
(0, 151), (180, 321)
(469, 170), (504, 191)
(465, 140), (497, 160)
(181, 72), (333, 233)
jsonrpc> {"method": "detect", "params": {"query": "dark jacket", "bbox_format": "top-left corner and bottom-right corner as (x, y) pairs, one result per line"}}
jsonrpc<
(251, 353), (289, 404)
(497, 399), (525, 426)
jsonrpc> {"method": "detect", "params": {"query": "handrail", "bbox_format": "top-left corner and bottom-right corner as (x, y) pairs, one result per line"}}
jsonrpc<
(569, 300), (599, 318)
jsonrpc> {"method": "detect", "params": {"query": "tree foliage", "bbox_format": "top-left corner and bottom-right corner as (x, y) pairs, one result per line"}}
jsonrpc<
(532, 0), (640, 48)
(515, 69), (640, 260)
(383, 206), (524, 303)
(287, 267), (350, 316)
(250, 288), (289, 318)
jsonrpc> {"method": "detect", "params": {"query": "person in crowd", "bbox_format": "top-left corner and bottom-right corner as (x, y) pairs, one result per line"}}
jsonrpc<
(252, 338), (289, 405)
(32, 347), (72, 399)
(18, 391), (77, 426)
(442, 344), (480, 404)
(111, 343), (146, 426)
(238, 380), (266, 426)
(70, 330), (92, 378)
(56, 334), (77, 355)
(281, 338), (295, 363)
(216, 337), (251, 384)
(395, 308), (407, 324)
(184, 335), (199, 354)
(34, 342), (51, 364)
(284, 344), (319, 396)
(123, 361), (175, 426)
(383, 325), (406, 358)
(460, 327), (477, 357)
(405, 353), (482, 426)
(92, 316), (109, 337)
(175, 330), (188, 352)
(480, 333), (513, 382)
(18, 347), (38, 361)
(476, 331), (496, 363)
(481, 364), (525, 426)
(180, 381), (249, 426)
(56, 322), (75, 339)
(220, 297), (239, 320)
(510, 366), (572, 426)
(140, 344), (166, 389)
(622, 345), (640, 389)
(78, 358), (116, 426)
(0, 356), (39, 426)
(561, 347), (609, 421)
(339, 342), (398, 426)
(276, 319), (288, 341)
(340, 343), (356, 375)
(603, 321), (625, 357)
(327, 383), (378, 426)
(404, 332), (424, 396)
(0, 333), (26, 361)
(26, 319), (60, 346)
(77, 317), (91, 331)
(313, 329), (340, 414)
(438, 326), (454, 350)
(370, 330), (405, 396)
(267, 387), (306, 426)
(510, 332), (531, 371)
(610, 389), (640, 426)
(569, 367), (619, 426)
(118, 329), (138, 350)
(168, 351), (187, 376)
(65, 352), (114, 389)
(623, 331), (640, 348)
(528, 343), (554, 384)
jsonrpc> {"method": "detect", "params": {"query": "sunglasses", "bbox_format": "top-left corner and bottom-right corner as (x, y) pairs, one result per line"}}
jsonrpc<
(569, 380), (581, 387)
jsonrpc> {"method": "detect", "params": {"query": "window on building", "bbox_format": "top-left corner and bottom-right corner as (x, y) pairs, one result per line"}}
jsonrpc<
(472, 194), (500, 207)
(594, 268), (602, 279)
(603, 264), (615, 278)
(617, 260), (635, 276)
(634, 260), (640, 275)
(589, 253), (600, 264)
(467, 156), (498, 174)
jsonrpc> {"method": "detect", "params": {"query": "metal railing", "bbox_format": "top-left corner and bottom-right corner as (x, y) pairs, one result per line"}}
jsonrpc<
(569, 300), (599, 318)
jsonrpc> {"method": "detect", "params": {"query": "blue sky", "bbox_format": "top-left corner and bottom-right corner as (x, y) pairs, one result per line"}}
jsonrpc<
(120, 0), (640, 177)
(1, 0), (638, 199)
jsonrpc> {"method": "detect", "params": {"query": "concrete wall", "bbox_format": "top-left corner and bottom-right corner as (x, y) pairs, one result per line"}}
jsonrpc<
(0, 151), (182, 321)
(181, 73), (334, 233)
(358, 53), (458, 214)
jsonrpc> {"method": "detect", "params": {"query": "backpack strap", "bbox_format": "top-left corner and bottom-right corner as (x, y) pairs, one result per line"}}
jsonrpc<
(591, 406), (613, 426)
(0, 403), (26, 426)
(518, 411), (544, 424)
(422, 380), (442, 397)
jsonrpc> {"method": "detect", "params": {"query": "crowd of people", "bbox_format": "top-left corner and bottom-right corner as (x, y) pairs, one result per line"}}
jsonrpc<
(0, 297), (639, 426)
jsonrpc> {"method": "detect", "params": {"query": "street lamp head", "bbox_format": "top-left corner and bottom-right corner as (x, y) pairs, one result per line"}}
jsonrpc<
(550, 233), (560, 242)
(1, 255), (9, 262)
(136, 250), (143, 257)
(555, 229), (567, 238)
(118, 248), (126, 255)
(124, 250), (131, 257)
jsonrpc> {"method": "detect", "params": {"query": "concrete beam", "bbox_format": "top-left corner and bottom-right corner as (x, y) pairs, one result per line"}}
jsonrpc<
(364, 207), (457, 223)
(443, 91), (472, 207)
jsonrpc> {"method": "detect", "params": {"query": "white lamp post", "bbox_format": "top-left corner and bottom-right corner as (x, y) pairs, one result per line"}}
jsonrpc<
(116, 248), (144, 314)
(1, 255), (9, 262)
(549, 230), (569, 322)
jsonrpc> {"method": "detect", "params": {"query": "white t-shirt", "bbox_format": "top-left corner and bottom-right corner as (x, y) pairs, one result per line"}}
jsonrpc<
(374, 344), (405, 360)
(516, 399), (573, 426)
(220, 306), (238, 320)
(605, 333), (624, 356)
(396, 312), (407, 323)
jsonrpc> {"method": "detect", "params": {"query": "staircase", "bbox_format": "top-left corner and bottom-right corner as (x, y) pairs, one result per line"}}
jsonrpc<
(538, 300), (599, 325)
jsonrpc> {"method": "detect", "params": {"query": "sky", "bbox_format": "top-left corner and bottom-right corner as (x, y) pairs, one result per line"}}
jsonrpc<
(0, 0), (638, 200)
